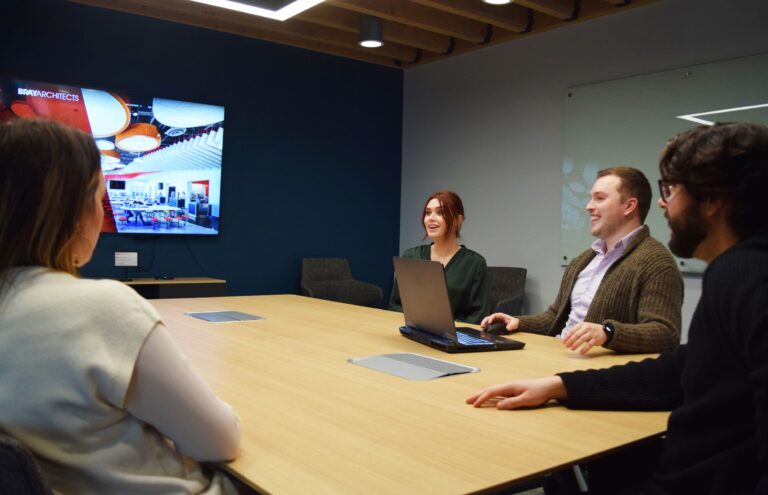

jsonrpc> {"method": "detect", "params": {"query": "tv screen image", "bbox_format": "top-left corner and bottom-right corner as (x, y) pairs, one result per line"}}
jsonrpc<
(0, 77), (224, 235)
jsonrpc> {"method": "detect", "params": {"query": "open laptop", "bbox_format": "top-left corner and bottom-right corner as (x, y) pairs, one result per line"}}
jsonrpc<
(393, 257), (525, 353)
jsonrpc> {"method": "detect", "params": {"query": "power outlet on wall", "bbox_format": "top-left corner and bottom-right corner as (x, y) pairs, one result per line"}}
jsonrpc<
(115, 252), (138, 268)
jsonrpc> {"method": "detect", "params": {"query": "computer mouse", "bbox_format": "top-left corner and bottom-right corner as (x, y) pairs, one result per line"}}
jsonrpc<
(484, 321), (509, 335)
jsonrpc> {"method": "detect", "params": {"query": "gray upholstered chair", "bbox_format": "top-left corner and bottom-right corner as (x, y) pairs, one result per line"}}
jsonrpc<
(0, 432), (53, 495)
(300, 258), (383, 308)
(487, 266), (527, 316)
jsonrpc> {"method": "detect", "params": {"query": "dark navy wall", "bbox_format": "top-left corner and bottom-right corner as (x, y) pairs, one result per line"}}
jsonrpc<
(2, 0), (403, 303)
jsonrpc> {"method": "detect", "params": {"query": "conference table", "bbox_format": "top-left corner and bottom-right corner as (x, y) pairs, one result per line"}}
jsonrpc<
(152, 295), (669, 495)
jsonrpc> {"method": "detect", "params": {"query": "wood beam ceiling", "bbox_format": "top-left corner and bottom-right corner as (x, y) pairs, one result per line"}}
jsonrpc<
(408, 0), (532, 33)
(512, 0), (577, 21)
(68, 0), (661, 68)
(297, 4), (452, 54)
(70, 0), (400, 66)
(326, 0), (490, 43)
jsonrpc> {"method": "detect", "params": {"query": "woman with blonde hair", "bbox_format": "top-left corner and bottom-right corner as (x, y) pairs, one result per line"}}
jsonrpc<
(0, 119), (243, 494)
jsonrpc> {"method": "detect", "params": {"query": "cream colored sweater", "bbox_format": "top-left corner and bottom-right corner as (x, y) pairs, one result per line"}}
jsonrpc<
(0, 267), (237, 494)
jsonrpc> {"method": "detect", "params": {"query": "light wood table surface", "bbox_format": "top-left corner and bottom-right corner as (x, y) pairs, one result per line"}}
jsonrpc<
(152, 295), (669, 495)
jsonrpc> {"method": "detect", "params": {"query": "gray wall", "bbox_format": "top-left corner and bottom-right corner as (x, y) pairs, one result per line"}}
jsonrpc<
(401, 0), (768, 340)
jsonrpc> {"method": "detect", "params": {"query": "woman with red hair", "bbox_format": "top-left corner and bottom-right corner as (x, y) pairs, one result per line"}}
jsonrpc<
(389, 191), (489, 324)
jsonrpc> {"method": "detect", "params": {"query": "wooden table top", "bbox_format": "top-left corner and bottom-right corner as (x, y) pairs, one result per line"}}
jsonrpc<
(152, 294), (669, 495)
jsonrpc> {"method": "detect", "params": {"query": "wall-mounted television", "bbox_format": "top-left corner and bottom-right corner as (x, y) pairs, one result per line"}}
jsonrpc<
(0, 77), (224, 235)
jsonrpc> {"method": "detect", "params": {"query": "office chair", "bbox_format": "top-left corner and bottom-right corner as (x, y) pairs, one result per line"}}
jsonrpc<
(300, 258), (383, 308)
(0, 432), (53, 495)
(487, 266), (527, 315)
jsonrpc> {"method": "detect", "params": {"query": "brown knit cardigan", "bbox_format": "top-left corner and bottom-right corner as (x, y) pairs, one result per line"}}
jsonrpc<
(517, 226), (683, 353)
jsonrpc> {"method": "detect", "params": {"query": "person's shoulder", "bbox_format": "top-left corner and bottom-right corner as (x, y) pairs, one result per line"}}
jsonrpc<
(14, 268), (109, 301)
(5, 269), (151, 315)
(83, 278), (162, 331)
(63, 275), (134, 297)
(402, 245), (430, 259)
(635, 233), (677, 265)
(569, 247), (596, 266)
(639, 233), (667, 250)
(458, 245), (487, 265)
(707, 235), (768, 284)
(60, 275), (158, 315)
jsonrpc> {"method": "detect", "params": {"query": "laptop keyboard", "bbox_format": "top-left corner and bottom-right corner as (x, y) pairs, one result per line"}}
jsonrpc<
(456, 331), (493, 346)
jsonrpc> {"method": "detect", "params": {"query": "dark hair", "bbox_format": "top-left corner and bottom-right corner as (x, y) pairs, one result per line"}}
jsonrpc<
(596, 166), (652, 223)
(0, 119), (101, 288)
(659, 122), (768, 240)
(422, 191), (465, 238)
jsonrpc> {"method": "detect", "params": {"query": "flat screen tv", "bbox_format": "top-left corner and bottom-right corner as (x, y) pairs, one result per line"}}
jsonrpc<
(0, 77), (224, 235)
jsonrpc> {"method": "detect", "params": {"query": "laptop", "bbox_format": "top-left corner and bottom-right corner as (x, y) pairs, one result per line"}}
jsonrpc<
(393, 257), (525, 353)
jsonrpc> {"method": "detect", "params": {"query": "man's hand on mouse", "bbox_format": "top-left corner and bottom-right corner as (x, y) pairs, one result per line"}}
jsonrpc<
(480, 313), (520, 333)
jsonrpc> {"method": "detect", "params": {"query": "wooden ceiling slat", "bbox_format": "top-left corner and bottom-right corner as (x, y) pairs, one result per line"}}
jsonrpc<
(576, 0), (641, 18)
(405, 0), (659, 67)
(408, 0), (531, 33)
(298, 4), (453, 54)
(327, 0), (489, 43)
(381, 18), (455, 53)
(286, 18), (419, 61)
(68, 0), (660, 68)
(512, 0), (577, 20)
(297, 4), (364, 31)
(69, 0), (400, 66)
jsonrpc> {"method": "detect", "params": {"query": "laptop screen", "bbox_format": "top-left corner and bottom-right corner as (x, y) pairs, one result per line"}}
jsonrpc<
(392, 257), (458, 341)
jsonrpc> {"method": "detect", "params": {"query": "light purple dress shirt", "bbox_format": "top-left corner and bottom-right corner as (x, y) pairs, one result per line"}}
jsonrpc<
(559, 225), (644, 339)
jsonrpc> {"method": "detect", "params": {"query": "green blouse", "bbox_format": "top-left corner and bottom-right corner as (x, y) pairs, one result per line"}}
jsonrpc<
(389, 244), (490, 324)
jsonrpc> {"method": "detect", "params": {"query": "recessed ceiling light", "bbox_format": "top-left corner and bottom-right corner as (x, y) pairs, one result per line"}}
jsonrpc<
(186, 0), (325, 21)
(482, 0), (512, 4)
(359, 40), (383, 48)
(359, 15), (383, 49)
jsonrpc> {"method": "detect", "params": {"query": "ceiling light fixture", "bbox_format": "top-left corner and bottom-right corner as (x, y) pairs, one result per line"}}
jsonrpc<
(482, 0), (512, 4)
(359, 15), (383, 48)
(186, 0), (324, 21)
(677, 103), (768, 125)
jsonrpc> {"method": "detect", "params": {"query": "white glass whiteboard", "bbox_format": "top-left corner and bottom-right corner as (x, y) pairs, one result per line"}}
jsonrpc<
(561, 52), (768, 273)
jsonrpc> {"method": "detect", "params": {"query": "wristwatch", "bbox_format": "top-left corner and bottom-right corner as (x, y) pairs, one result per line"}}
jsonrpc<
(602, 322), (615, 345)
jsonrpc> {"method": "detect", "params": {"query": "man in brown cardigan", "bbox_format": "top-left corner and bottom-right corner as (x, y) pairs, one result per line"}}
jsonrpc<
(482, 167), (683, 354)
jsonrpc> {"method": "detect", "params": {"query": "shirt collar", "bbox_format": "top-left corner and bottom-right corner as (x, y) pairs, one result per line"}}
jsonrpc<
(591, 225), (644, 255)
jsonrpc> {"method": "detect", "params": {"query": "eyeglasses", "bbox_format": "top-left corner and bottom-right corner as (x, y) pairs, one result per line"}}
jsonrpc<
(657, 180), (677, 203)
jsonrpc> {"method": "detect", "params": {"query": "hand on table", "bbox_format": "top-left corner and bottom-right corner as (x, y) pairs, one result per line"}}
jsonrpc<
(466, 376), (567, 410)
(562, 322), (607, 355)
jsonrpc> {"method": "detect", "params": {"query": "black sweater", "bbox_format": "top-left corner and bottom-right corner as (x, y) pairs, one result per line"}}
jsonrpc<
(557, 234), (768, 495)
